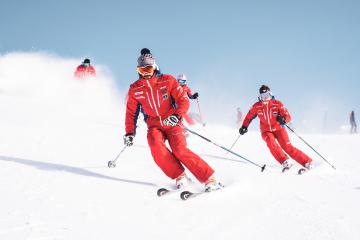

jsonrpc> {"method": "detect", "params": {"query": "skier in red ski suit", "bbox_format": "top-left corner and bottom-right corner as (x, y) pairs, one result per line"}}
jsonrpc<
(124, 48), (222, 191)
(176, 73), (199, 125)
(74, 58), (96, 79)
(239, 85), (313, 171)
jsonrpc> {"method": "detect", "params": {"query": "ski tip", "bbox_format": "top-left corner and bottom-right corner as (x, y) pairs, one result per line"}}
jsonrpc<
(298, 168), (306, 175)
(157, 188), (169, 197)
(261, 164), (266, 172)
(180, 191), (193, 201)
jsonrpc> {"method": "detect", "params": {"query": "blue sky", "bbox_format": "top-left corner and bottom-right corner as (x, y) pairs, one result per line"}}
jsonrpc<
(1, 0), (359, 131)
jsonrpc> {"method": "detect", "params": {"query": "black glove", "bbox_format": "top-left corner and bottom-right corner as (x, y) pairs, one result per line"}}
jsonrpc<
(239, 126), (248, 135)
(163, 114), (180, 127)
(123, 134), (134, 147)
(192, 92), (199, 99)
(276, 115), (286, 125)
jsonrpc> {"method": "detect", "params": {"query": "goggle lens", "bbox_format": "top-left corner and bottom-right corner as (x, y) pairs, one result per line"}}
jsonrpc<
(259, 91), (272, 100)
(178, 79), (186, 84)
(137, 66), (154, 76)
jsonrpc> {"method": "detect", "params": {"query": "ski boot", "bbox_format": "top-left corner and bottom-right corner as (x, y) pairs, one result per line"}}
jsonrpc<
(298, 162), (314, 175)
(204, 175), (224, 192)
(281, 159), (293, 172)
(175, 172), (191, 189)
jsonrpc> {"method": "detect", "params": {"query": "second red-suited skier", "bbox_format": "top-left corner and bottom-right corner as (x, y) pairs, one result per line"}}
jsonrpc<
(239, 85), (313, 172)
(124, 48), (223, 191)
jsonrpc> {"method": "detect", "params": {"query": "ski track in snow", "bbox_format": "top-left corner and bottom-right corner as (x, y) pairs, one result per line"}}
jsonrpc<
(0, 52), (359, 240)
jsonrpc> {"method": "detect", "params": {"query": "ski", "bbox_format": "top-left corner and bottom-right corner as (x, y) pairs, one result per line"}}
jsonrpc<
(180, 190), (205, 200)
(180, 184), (225, 201)
(298, 168), (308, 175)
(157, 187), (180, 197)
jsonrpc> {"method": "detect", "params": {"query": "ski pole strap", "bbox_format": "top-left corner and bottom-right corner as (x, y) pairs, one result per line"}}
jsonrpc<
(285, 125), (336, 170)
(182, 126), (266, 172)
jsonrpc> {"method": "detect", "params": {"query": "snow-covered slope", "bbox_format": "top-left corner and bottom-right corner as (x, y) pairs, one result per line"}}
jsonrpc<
(0, 53), (359, 240)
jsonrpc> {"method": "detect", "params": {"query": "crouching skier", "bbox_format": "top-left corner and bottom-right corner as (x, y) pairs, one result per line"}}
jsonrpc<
(239, 85), (313, 173)
(124, 48), (223, 191)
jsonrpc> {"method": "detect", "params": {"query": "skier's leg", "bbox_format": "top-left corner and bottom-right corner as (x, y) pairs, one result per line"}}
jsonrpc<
(275, 128), (312, 166)
(261, 131), (288, 164)
(355, 122), (358, 133)
(183, 113), (195, 125)
(147, 127), (185, 179)
(167, 126), (214, 183)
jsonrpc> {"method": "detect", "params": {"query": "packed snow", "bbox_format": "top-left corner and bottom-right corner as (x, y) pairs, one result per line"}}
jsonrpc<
(0, 53), (359, 240)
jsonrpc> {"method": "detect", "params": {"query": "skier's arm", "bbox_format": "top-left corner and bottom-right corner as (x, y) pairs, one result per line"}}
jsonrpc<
(242, 105), (258, 128)
(125, 89), (141, 136)
(170, 80), (190, 118)
(186, 86), (194, 99)
(278, 101), (291, 123)
(185, 86), (199, 99)
(74, 66), (82, 78)
(89, 66), (96, 76)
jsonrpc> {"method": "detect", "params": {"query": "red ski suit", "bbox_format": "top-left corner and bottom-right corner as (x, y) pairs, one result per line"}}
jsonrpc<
(125, 73), (214, 182)
(181, 84), (196, 125)
(74, 65), (96, 79)
(242, 99), (312, 166)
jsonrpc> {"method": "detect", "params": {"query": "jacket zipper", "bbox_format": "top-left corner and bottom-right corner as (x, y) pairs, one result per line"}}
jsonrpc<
(146, 80), (163, 126)
(156, 89), (161, 108)
(146, 92), (153, 109)
(265, 103), (272, 131)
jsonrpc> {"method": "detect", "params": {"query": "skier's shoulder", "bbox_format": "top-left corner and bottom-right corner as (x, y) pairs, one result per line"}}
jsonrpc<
(271, 99), (284, 106)
(158, 73), (177, 83)
(252, 101), (262, 108)
(88, 65), (96, 71)
(129, 78), (146, 91)
(181, 84), (189, 90)
(76, 65), (85, 71)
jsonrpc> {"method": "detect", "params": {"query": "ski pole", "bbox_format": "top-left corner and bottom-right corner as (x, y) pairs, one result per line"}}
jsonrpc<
(108, 146), (127, 168)
(196, 98), (206, 126)
(285, 125), (336, 170)
(182, 126), (266, 172)
(225, 134), (241, 155)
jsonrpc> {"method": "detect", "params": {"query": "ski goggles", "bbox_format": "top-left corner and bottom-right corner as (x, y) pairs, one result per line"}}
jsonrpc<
(137, 65), (155, 76)
(178, 79), (186, 85)
(83, 63), (90, 67)
(259, 91), (272, 100)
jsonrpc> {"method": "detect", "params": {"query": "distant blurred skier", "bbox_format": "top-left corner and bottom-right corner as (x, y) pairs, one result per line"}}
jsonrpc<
(176, 73), (199, 125)
(350, 110), (357, 134)
(239, 85), (313, 172)
(74, 58), (96, 79)
(124, 48), (222, 191)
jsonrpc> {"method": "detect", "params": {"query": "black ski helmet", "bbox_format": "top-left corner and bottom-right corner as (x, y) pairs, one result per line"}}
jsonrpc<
(83, 58), (90, 64)
(259, 85), (270, 94)
(140, 48), (151, 55)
